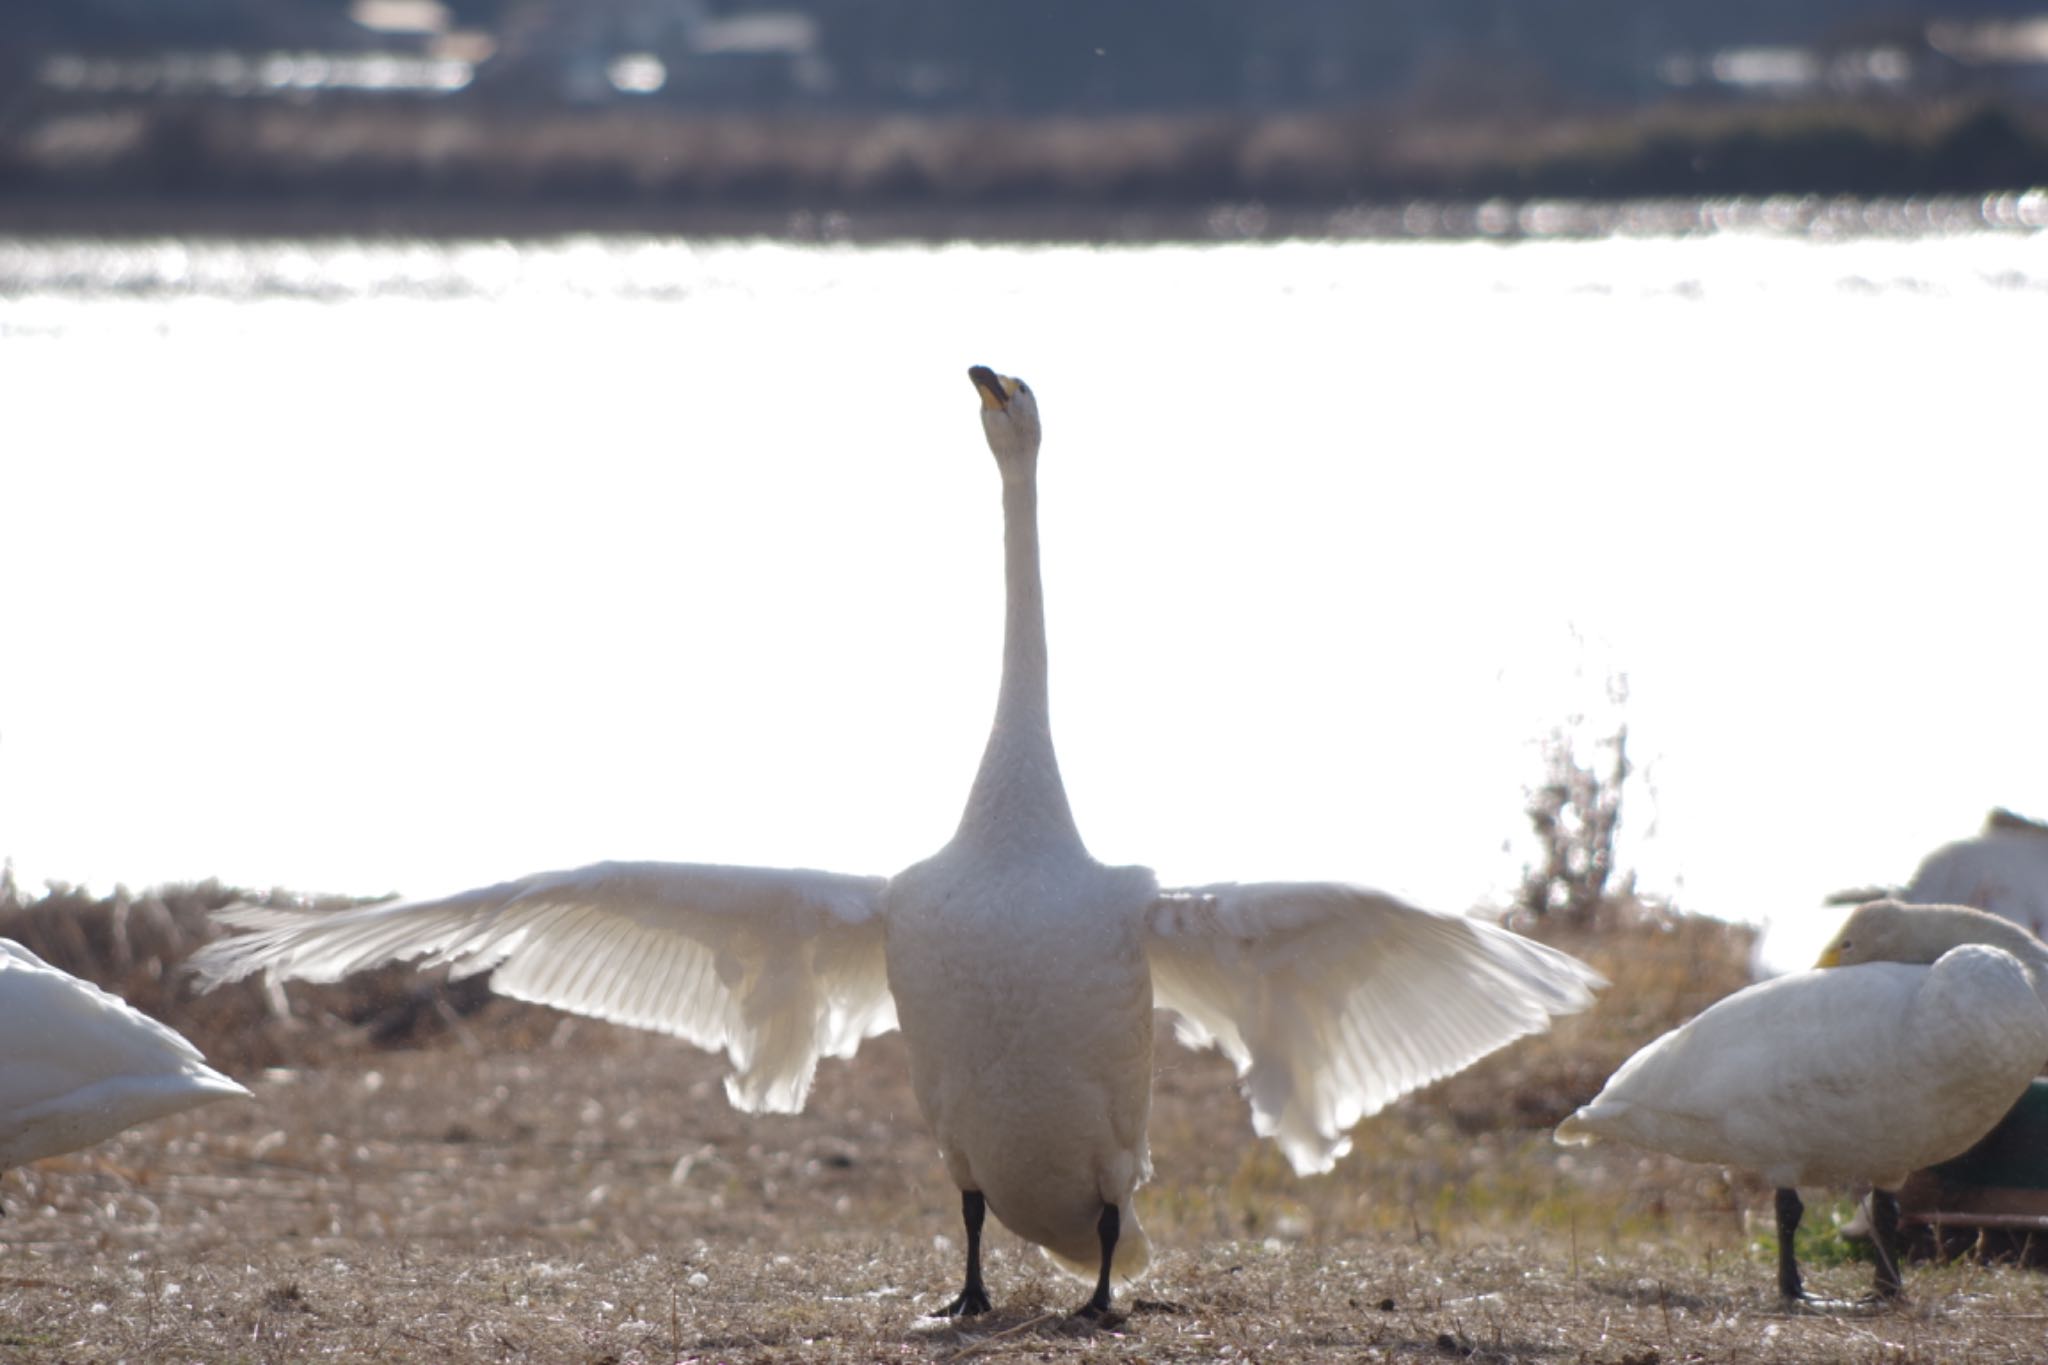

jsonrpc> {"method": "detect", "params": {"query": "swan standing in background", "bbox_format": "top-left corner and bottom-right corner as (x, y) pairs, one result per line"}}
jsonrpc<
(1557, 900), (2048, 1304)
(2, 939), (249, 1202)
(192, 366), (1601, 1319)
(1902, 809), (2048, 940)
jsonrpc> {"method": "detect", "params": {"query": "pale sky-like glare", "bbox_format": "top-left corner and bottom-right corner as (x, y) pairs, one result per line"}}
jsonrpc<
(3, 233), (2044, 972)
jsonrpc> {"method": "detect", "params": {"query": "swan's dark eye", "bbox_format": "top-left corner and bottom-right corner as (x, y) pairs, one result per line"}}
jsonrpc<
(1017, 382), (1032, 396)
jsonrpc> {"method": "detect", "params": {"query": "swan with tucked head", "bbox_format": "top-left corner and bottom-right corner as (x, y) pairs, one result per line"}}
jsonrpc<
(1559, 900), (2048, 1305)
(194, 367), (1600, 1319)
(1818, 898), (2048, 987)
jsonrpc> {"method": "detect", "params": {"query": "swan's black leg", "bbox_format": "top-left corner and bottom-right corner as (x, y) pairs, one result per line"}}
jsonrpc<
(1868, 1187), (1904, 1300)
(1775, 1187), (1805, 1301)
(938, 1190), (992, 1317)
(1075, 1202), (1118, 1318)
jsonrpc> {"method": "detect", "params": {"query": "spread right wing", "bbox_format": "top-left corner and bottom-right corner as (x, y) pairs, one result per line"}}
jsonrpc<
(189, 860), (894, 1114)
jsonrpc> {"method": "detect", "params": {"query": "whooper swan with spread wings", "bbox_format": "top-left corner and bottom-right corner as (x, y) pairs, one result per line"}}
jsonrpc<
(194, 366), (1601, 1319)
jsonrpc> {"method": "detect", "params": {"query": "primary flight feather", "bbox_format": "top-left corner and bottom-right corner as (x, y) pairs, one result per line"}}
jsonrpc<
(193, 366), (1601, 1317)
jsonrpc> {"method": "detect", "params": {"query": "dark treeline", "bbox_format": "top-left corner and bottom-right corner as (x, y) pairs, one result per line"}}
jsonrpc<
(7, 0), (2048, 226)
(8, 101), (2044, 234)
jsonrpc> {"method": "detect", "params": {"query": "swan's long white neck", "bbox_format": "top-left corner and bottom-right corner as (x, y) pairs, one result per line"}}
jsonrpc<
(956, 468), (1084, 854)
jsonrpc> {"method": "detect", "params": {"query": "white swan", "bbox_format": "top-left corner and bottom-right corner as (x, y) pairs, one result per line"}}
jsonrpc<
(191, 366), (1601, 1318)
(1902, 810), (2048, 940)
(2, 939), (250, 1198)
(1556, 900), (2048, 1303)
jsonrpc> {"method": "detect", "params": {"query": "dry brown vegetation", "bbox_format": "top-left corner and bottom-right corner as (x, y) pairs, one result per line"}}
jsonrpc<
(3, 884), (2045, 1363)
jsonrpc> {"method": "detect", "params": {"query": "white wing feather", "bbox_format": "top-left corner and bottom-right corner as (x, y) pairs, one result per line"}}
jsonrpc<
(1145, 881), (1602, 1175)
(190, 861), (893, 1113)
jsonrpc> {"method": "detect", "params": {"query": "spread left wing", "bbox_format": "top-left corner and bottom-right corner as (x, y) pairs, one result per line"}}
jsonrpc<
(1145, 880), (1602, 1174)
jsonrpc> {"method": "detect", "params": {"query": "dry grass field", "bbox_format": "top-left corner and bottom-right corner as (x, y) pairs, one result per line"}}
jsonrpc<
(2, 885), (2044, 1363)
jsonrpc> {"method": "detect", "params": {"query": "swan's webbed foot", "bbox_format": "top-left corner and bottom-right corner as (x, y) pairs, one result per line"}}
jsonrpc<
(936, 1189), (992, 1318)
(1772, 1187), (1902, 1315)
(1070, 1202), (1120, 1321)
(1068, 1304), (1127, 1329)
(937, 1286), (992, 1318)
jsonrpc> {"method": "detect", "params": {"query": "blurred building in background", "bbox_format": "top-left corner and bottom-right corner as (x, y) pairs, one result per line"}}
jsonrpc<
(15, 0), (2048, 112)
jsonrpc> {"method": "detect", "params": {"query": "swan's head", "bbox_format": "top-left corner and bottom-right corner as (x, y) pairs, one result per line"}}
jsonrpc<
(1815, 898), (2046, 969)
(969, 365), (1041, 475)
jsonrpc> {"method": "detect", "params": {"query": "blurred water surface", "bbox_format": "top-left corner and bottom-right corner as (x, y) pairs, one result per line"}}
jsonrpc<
(3, 220), (2044, 965)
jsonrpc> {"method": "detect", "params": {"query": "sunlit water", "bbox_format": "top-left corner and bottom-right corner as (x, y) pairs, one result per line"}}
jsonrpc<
(4, 221), (2045, 971)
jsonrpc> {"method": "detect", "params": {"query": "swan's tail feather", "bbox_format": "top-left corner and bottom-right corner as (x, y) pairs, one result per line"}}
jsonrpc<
(1553, 1110), (1597, 1145)
(1041, 1203), (1152, 1285)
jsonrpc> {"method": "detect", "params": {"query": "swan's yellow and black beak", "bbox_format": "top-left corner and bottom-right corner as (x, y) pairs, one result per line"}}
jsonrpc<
(969, 365), (1014, 411)
(1814, 944), (1844, 969)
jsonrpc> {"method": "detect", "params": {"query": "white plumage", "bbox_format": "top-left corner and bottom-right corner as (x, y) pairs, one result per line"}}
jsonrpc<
(1557, 901), (2048, 1302)
(1, 938), (250, 1180)
(1903, 810), (2048, 940)
(193, 366), (1601, 1316)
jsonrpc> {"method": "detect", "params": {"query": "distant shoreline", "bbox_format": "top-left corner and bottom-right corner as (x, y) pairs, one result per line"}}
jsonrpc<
(1, 190), (2042, 245)
(0, 194), (1295, 243)
(5, 98), (2046, 241)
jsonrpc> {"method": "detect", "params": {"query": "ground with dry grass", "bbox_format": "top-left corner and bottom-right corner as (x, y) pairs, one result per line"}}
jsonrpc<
(2, 886), (2044, 1363)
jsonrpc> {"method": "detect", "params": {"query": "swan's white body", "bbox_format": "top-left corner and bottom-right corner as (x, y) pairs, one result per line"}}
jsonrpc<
(1556, 948), (2048, 1188)
(1558, 900), (2048, 1299)
(193, 367), (1601, 1310)
(1904, 813), (2048, 940)
(888, 853), (1159, 1275)
(1, 939), (250, 1173)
